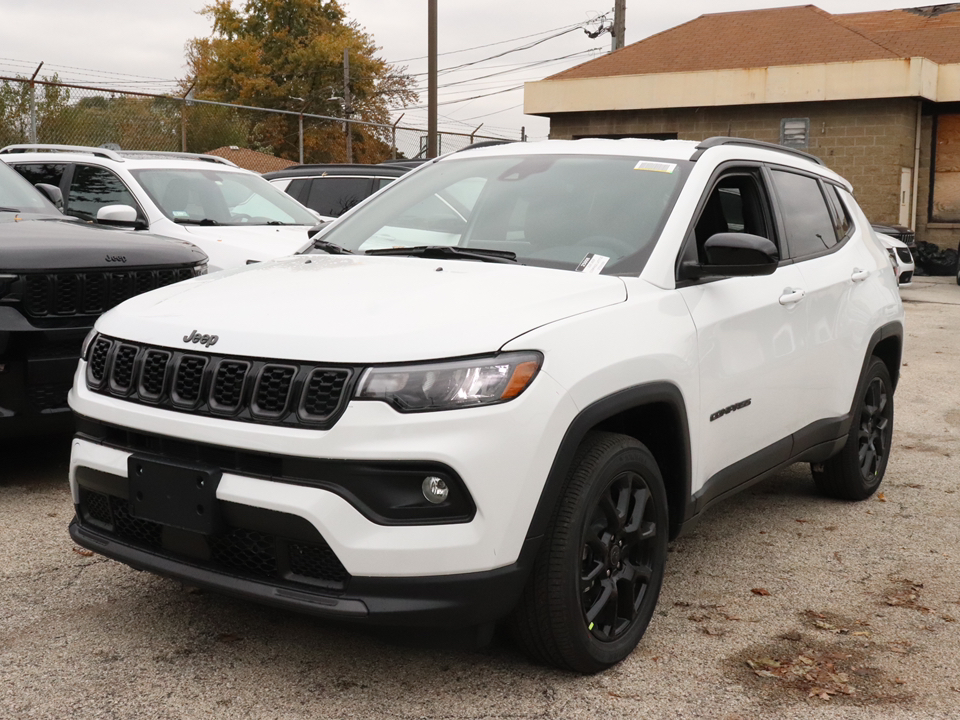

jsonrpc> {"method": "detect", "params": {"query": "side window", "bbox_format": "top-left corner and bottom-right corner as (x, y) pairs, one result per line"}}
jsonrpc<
(285, 178), (308, 202)
(692, 172), (773, 264)
(375, 177), (397, 191)
(770, 170), (838, 258)
(67, 165), (139, 222)
(306, 177), (374, 217)
(822, 184), (853, 241)
(12, 163), (67, 188)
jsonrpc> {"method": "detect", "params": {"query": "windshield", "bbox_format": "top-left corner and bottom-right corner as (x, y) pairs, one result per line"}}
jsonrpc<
(130, 168), (318, 226)
(321, 154), (690, 273)
(0, 159), (58, 215)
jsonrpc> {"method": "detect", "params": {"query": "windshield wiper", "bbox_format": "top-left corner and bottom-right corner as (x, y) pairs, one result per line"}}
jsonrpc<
(365, 246), (517, 264)
(0, 206), (21, 213)
(173, 217), (221, 226)
(312, 239), (353, 255)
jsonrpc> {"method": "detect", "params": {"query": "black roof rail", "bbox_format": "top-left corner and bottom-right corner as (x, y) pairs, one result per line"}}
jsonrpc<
(690, 137), (824, 166)
(454, 139), (514, 154)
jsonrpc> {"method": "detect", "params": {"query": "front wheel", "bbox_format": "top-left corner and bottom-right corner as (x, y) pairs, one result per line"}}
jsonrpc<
(812, 357), (894, 500)
(511, 432), (668, 673)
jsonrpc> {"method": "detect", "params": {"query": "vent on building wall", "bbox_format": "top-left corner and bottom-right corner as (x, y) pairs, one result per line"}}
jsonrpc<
(780, 118), (810, 150)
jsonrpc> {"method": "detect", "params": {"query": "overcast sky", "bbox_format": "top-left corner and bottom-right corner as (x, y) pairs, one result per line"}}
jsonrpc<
(0, 0), (926, 141)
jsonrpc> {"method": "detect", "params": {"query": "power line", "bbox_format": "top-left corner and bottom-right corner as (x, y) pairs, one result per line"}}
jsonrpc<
(455, 102), (525, 122)
(406, 26), (583, 78)
(416, 48), (601, 91)
(387, 21), (585, 63)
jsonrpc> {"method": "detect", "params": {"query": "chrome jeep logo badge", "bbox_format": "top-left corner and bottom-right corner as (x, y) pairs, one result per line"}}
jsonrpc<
(183, 330), (219, 348)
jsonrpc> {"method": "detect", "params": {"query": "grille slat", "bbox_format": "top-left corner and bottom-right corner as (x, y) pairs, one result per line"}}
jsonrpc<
(301, 369), (350, 421)
(19, 267), (199, 319)
(139, 350), (171, 400)
(173, 356), (208, 405)
(110, 344), (139, 391)
(88, 337), (352, 429)
(211, 361), (249, 412)
(253, 365), (296, 417)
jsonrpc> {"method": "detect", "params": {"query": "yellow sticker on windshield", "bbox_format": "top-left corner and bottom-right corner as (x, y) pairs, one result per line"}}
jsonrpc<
(634, 161), (677, 173)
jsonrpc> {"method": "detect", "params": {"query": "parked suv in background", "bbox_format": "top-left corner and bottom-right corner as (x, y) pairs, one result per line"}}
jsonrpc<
(68, 137), (903, 673)
(1, 145), (321, 271)
(265, 163), (412, 221)
(0, 159), (206, 438)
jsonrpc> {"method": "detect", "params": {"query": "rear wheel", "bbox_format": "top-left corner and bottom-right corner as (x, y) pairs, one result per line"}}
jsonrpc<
(812, 357), (894, 500)
(511, 432), (668, 673)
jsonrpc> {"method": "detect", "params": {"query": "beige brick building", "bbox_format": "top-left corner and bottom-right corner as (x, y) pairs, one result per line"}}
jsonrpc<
(525, 5), (960, 250)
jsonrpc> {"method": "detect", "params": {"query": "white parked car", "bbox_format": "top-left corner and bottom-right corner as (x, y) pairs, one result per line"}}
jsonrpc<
(67, 137), (904, 673)
(0, 144), (322, 271)
(876, 232), (915, 286)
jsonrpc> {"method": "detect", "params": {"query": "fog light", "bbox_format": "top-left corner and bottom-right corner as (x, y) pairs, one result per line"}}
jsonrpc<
(422, 476), (449, 504)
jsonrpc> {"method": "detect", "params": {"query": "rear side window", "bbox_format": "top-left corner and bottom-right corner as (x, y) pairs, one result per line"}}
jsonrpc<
(770, 170), (838, 258)
(823, 184), (853, 241)
(67, 165), (139, 222)
(305, 177), (374, 217)
(284, 178), (308, 203)
(12, 163), (67, 188)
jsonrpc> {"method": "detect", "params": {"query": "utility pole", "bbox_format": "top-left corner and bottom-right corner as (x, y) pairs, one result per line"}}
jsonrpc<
(427, 0), (438, 158)
(343, 48), (353, 163)
(29, 62), (43, 144)
(612, 0), (627, 51)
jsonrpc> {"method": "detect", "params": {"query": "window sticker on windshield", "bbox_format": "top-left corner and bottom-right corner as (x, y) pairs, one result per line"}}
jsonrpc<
(576, 253), (609, 274)
(634, 161), (677, 174)
(172, 210), (189, 218)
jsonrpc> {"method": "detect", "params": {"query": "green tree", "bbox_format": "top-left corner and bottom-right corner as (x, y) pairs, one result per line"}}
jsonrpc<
(184, 0), (416, 163)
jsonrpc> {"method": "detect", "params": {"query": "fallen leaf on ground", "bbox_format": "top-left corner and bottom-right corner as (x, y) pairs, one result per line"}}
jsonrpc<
(72, 547), (94, 557)
(752, 588), (771, 596)
(876, 493), (886, 502)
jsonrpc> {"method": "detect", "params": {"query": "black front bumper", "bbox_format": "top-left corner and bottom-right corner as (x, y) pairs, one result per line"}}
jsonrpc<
(0, 317), (85, 438)
(70, 518), (537, 627)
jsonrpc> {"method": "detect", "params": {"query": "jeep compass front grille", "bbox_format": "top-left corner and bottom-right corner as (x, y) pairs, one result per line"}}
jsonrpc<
(86, 337), (354, 429)
(21, 267), (199, 319)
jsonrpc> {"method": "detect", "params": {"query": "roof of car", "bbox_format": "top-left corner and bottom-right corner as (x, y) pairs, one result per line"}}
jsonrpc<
(262, 163), (412, 180)
(448, 137), (847, 186)
(0, 145), (246, 171)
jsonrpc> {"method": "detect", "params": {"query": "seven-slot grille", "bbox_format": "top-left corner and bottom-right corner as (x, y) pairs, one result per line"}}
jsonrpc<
(86, 337), (354, 429)
(21, 267), (199, 318)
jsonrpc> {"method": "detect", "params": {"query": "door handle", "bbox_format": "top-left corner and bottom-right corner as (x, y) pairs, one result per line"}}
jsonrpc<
(779, 287), (805, 306)
(851, 268), (870, 282)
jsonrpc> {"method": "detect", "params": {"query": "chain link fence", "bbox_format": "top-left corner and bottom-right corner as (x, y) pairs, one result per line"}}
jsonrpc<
(0, 75), (520, 169)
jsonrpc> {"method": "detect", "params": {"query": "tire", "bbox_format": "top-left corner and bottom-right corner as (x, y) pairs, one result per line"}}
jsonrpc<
(812, 357), (894, 500)
(510, 432), (669, 673)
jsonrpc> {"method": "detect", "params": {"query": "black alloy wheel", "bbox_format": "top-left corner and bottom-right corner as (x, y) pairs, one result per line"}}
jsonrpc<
(812, 357), (894, 501)
(511, 432), (668, 673)
(857, 376), (891, 484)
(580, 472), (658, 642)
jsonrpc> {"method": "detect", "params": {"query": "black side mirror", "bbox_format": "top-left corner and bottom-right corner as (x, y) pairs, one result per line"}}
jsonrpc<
(307, 222), (330, 239)
(35, 183), (63, 211)
(681, 232), (779, 279)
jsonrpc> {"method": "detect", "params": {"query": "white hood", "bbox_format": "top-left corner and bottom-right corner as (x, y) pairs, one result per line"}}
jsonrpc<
(97, 255), (627, 362)
(180, 224), (314, 269)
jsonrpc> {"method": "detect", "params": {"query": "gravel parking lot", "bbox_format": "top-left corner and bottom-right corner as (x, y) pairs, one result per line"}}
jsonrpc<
(2, 277), (958, 720)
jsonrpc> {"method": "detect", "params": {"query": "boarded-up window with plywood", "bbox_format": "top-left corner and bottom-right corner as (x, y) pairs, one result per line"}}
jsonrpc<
(932, 114), (960, 222)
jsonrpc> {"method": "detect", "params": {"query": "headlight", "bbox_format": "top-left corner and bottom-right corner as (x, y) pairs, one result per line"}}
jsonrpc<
(356, 351), (543, 412)
(194, 262), (208, 276)
(81, 329), (98, 361)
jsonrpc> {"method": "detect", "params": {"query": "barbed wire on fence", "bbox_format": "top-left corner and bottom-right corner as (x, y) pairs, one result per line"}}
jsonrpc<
(0, 75), (522, 168)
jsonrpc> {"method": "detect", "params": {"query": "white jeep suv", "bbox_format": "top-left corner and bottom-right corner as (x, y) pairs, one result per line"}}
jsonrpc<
(67, 137), (904, 673)
(0, 144), (321, 271)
